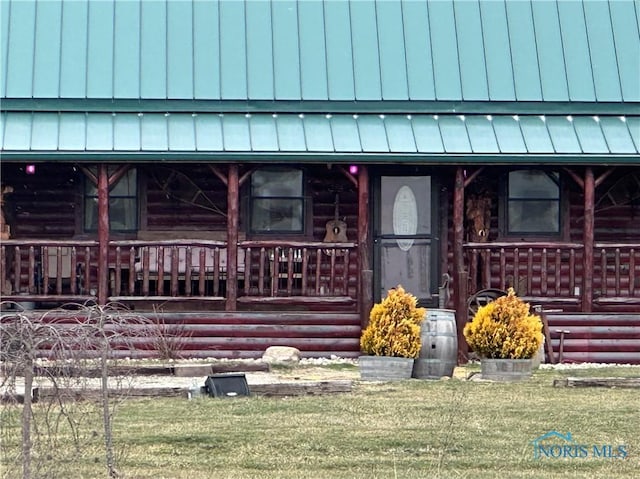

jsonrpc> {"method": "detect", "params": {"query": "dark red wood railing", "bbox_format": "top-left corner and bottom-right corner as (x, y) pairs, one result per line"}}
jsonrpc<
(1, 239), (356, 307)
(464, 241), (640, 305)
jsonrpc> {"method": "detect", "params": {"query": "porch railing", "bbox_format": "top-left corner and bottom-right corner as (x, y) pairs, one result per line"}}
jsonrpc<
(1, 239), (356, 306)
(464, 241), (640, 304)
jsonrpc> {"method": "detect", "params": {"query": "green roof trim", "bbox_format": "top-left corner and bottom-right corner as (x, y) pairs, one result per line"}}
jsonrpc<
(2, 112), (638, 164)
(2, 0), (638, 103)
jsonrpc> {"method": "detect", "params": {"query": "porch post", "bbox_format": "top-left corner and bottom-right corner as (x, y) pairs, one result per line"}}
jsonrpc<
(358, 165), (372, 329)
(97, 164), (109, 305)
(453, 167), (468, 362)
(226, 164), (239, 311)
(582, 167), (595, 312)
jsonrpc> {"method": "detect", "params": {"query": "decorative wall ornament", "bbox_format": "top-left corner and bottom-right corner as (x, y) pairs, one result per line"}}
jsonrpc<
(392, 185), (418, 251)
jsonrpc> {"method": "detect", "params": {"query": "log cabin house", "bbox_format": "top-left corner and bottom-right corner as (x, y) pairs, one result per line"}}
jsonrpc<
(1, 0), (639, 362)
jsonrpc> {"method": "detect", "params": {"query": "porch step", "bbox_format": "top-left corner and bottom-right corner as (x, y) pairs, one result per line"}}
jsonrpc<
(546, 313), (640, 364)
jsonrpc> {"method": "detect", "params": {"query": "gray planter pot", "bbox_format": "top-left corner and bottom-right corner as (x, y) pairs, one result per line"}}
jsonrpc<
(359, 356), (415, 381)
(481, 358), (533, 381)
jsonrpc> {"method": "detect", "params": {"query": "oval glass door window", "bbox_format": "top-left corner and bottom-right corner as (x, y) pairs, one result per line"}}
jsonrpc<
(393, 185), (418, 251)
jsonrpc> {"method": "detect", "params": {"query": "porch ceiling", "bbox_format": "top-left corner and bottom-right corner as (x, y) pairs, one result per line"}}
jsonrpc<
(1, 111), (638, 164)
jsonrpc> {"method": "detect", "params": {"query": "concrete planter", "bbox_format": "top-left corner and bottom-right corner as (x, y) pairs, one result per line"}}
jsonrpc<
(481, 358), (533, 381)
(359, 356), (414, 381)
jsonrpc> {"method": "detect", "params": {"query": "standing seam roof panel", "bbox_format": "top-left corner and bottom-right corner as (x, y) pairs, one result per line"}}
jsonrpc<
(506, 0), (542, 101)
(113, 114), (141, 151)
(376, 0), (409, 100)
(272, 0), (302, 100)
(492, 116), (527, 153)
(519, 116), (554, 153)
(401, 0), (435, 100)
(222, 114), (251, 152)
(303, 115), (334, 152)
(113, 1), (140, 99)
(428, 0), (461, 100)
(168, 115), (197, 151)
(573, 117), (609, 154)
(531, 1), (569, 101)
(167, 1), (194, 99)
(249, 115), (279, 152)
(59, 0), (88, 99)
(609, 1), (640, 101)
(465, 116), (498, 153)
(546, 116), (582, 153)
(583, 1), (623, 102)
(599, 117), (636, 154)
(87, 1), (114, 98)
(412, 116), (444, 153)
(297, 0), (328, 100)
(140, 1), (167, 99)
(30, 113), (59, 151)
(193, 1), (220, 99)
(194, 115), (223, 151)
(350, 0), (381, 101)
(219, 1), (247, 99)
(385, 116), (416, 152)
(58, 113), (87, 150)
(356, 115), (389, 152)
(330, 116), (361, 152)
(557, 1), (596, 101)
(0, 0), (10, 98)
(245, 1), (274, 100)
(86, 114), (114, 151)
(324, 1), (355, 100)
(141, 115), (167, 151)
(276, 115), (307, 152)
(454, 0), (489, 100)
(5, 1), (35, 98)
(33, 0), (62, 98)
(478, 0), (515, 101)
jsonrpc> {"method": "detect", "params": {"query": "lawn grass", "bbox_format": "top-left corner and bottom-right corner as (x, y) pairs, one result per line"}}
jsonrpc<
(2, 365), (639, 479)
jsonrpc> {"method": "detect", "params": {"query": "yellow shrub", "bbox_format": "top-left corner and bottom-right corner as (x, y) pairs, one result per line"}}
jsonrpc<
(360, 285), (425, 358)
(463, 288), (543, 359)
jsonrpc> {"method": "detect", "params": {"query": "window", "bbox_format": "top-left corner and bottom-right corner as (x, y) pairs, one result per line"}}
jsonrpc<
(250, 168), (304, 233)
(84, 168), (138, 232)
(506, 170), (560, 235)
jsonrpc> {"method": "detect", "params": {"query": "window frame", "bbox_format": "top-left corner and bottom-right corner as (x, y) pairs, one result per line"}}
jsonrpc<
(83, 167), (138, 233)
(499, 169), (563, 239)
(248, 167), (307, 236)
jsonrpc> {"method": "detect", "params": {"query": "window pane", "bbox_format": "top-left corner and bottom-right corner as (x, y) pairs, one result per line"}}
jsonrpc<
(251, 199), (303, 232)
(109, 198), (137, 230)
(85, 198), (98, 230)
(252, 169), (302, 197)
(111, 169), (137, 195)
(508, 200), (559, 233)
(508, 170), (558, 199)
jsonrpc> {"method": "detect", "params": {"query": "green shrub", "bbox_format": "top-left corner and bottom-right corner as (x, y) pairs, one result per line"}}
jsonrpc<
(463, 288), (543, 359)
(360, 285), (425, 358)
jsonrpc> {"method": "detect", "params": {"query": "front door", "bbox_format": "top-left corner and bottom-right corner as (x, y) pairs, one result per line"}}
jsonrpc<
(374, 175), (438, 306)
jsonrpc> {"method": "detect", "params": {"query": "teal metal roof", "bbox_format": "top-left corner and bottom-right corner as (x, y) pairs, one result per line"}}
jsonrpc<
(2, 112), (638, 163)
(2, 0), (638, 103)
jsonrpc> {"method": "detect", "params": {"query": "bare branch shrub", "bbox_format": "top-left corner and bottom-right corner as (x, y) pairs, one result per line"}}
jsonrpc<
(1, 301), (159, 479)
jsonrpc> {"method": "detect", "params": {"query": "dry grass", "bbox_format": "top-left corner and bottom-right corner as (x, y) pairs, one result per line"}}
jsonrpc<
(2, 365), (639, 479)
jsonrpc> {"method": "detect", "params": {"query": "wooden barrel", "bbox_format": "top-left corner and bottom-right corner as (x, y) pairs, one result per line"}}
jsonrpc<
(412, 309), (458, 379)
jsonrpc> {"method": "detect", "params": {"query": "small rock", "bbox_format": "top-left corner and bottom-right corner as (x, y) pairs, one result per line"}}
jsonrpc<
(262, 346), (301, 365)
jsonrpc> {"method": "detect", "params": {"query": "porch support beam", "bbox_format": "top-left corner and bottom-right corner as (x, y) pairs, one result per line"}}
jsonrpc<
(226, 164), (239, 311)
(358, 165), (372, 329)
(582, 167), (595, 312)
(453, 167), (468, 362)
(97, 164), (109, 305)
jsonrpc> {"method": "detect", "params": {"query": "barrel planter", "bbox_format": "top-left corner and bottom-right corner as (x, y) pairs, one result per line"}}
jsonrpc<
(412, 309), (458, 379)
(359, 356), (414, 381)
(481, 358), (533, 381)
